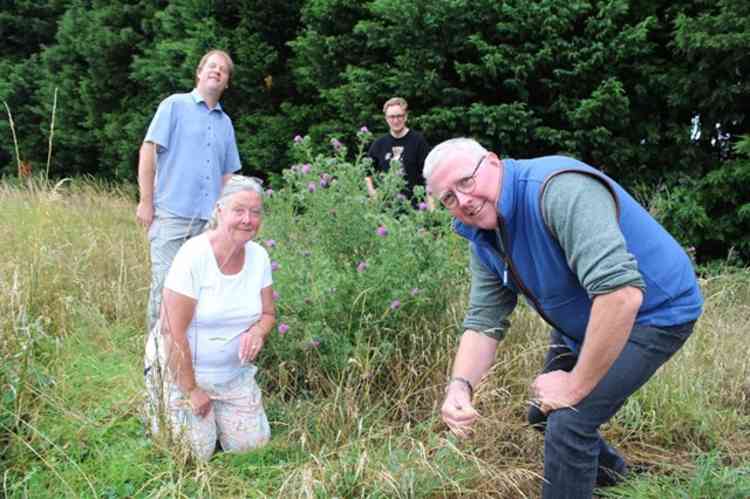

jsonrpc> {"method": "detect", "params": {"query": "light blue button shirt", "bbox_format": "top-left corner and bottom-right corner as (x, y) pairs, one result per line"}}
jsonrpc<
(145, 89), (241, 220)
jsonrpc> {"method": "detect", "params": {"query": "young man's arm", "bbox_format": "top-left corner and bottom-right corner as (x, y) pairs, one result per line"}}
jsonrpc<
(138, 97), (174, 229)
(136, 141), (157, 228)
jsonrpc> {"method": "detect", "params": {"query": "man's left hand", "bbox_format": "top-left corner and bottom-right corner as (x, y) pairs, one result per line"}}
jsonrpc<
(531, 370), (587, 414)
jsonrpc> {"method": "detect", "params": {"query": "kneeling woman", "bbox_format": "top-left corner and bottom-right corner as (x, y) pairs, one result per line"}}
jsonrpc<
(145, 175), (275, 461)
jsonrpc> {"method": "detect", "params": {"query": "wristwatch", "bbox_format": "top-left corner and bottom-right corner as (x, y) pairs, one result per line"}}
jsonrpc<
(446, 377), (474, 398)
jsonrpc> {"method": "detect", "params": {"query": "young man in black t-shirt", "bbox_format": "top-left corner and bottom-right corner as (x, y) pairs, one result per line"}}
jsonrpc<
(366, 97), (434, 208)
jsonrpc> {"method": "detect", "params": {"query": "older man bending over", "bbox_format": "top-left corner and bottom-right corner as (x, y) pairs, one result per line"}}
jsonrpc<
(426, 138), (702, 499)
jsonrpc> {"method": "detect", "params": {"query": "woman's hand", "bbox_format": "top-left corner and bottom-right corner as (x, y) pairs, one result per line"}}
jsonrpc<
(189, 387), (212, 418)
(239, 325), (265, 362)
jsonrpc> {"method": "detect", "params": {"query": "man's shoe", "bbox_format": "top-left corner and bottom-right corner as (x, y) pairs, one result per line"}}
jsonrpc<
(596, 462), (628, 488)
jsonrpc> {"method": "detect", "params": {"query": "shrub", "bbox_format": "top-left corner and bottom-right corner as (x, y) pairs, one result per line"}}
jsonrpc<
(649, 135), (750, 264)
(257, 130), (467, 394)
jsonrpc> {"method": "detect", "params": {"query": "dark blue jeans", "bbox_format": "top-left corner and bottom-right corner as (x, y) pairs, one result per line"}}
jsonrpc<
(528, 322), (695, 499)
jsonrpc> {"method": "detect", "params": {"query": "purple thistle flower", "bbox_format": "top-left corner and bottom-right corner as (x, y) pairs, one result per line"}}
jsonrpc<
(265, 239), (276, 248)
(301, 163), (311, 174)
(265, 188), (274, 197)
(418, 202), (428, 211)
(278, 323), (289, 335)
(390, 299), (401, 310)
(319, 173), (331, 188)
(360, 126), (370, 133)
(331, 138), (343, 151)
(410, 287), (420, 296)
(305, 338), (321, 350)
(376, 225), (389, 237)
(272, 290), (280, 301)
(293, 135), (303, 143)
(356, 261), (368, 273)
(271, 260), (279, 271)
(307, 182), (317, 193)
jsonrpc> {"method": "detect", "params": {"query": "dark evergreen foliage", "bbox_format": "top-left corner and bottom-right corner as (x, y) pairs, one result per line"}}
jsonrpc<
(0, 0), (748, 261)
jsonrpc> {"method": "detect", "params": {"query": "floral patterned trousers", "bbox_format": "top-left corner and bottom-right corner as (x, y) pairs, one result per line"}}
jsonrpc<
(145, 329), (271, 461)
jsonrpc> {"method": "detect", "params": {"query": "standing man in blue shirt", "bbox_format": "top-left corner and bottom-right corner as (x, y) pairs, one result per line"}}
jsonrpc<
(425, 138), (703, 499)
(136, 49), (242, 332)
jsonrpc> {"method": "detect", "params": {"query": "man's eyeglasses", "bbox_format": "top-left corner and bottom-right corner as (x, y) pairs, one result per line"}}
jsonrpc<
(439, 155), (487, 209)
(386, 114), (405, 120)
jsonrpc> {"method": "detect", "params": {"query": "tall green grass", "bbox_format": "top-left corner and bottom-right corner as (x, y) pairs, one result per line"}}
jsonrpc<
(1, 174), (749, 498)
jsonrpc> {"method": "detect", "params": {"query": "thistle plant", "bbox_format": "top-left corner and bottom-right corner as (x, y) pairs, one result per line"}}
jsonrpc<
(256, 130), (465, 392)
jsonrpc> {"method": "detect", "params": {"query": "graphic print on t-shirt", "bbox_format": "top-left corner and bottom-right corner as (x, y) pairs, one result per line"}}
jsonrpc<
(391, 146), (404, 162)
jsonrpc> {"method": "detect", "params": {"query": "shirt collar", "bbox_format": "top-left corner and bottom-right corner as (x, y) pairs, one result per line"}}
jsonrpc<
(190, 89), (224, 112)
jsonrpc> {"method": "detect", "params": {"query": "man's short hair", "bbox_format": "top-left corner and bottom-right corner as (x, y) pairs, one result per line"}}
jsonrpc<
(196, 49), (235, 84)
(383, 97), (408, 114)
(423, 138), (488, 180)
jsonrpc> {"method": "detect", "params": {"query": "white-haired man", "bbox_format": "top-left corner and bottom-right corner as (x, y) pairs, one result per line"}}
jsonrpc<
(425, 138), (703, 498)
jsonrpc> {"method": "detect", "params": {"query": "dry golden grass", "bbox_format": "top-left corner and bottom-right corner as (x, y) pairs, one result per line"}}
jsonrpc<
(1, 178), (749, 498)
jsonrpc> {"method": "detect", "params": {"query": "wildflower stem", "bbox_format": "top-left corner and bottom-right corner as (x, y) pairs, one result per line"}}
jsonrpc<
(3, 101), (23, 177)
(46, 87), (59, 181)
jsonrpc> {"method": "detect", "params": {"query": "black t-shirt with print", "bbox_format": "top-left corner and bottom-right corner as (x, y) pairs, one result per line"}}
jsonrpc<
(367, 129), (429, 200)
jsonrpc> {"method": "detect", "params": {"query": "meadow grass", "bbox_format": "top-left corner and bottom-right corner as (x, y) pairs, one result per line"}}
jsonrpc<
(1, 177), (749, 498)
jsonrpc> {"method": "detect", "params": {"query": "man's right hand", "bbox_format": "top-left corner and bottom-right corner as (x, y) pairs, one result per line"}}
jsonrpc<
(441, 383), (480, 437)
(136, 201), (154, 229)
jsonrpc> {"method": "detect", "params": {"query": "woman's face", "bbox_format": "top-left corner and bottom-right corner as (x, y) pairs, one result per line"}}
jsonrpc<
(218, 190), (263, 243)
